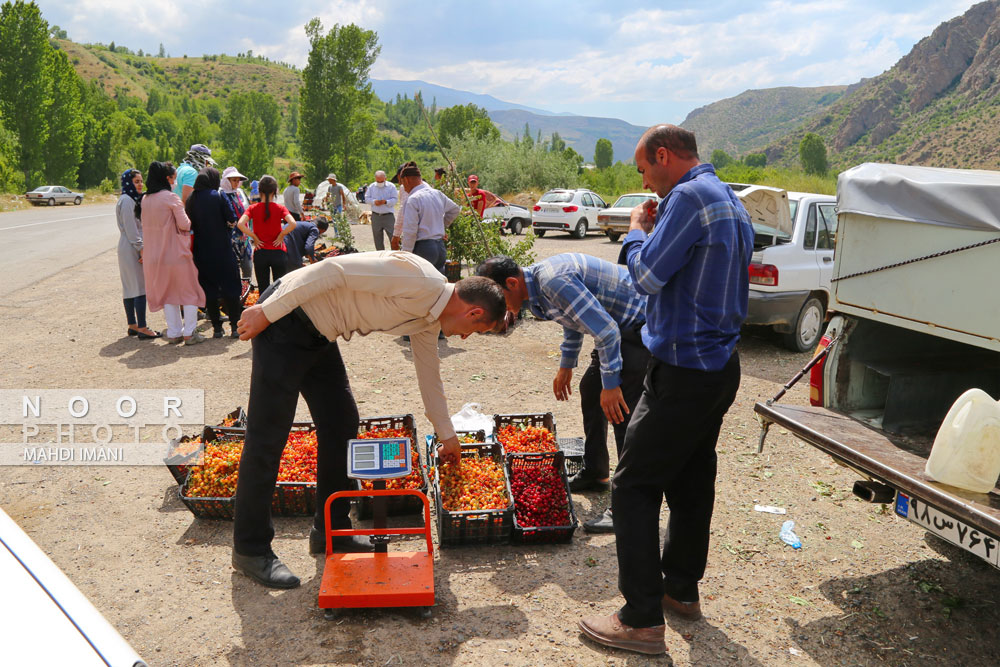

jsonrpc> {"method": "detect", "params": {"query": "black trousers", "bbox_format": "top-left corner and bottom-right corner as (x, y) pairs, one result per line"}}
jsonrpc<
(253, 248), (287, 294)
(613, 352), (740, 627)
(206, 295), (241, 334)
(233, 293), (359, 557)
(578, 325), (651, 478)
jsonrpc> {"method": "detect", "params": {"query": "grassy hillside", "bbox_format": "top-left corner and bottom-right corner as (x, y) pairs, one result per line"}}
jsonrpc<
(59, 40), (302, 112)
(679, 86), (847, 160)
(762, 0), (1000, 170)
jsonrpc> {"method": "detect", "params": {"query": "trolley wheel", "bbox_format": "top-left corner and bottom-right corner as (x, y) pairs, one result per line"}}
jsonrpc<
(323, 608), (341, 621)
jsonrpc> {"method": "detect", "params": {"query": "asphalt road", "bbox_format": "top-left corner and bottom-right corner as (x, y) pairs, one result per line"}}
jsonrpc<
(0, 202), (118, 299)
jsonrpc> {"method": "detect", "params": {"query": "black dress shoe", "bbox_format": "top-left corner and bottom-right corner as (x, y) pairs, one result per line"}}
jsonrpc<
(309, 526), (375, 555)
(212, 328), (224, 339)
(231, 551), (300, 589)
(127, 328), (138, 336)
(583, 508), (615, 534)
(568, 469), (611, 492)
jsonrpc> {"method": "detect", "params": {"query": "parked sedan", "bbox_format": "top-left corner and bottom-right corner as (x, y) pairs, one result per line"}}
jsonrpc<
(596, 192), (659, 242)
(25, 185), (84, 206)
(482, 197), (532, 235)
(531, 188), (608, 238)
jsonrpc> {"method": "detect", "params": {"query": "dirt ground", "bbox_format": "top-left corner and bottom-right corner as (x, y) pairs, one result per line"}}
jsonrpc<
(1, 221), (998, 667)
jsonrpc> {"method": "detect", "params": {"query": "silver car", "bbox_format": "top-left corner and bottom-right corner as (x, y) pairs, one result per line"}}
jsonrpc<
(25, 185), (84, 206)
(597, 192), (659, 242)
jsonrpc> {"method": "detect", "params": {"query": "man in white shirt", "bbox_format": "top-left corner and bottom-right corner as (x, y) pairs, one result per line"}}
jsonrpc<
(399, 163), (460, 275)
(233, 251), (506, 589)
(389, 161), (415, 251)
(366, 170), (398, 250)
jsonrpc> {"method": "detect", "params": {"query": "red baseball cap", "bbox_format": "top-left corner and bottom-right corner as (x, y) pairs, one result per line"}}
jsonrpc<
(468, 174), (478, 183)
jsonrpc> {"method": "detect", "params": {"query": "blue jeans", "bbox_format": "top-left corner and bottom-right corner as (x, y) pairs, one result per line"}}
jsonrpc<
(412, 238), (447, 275)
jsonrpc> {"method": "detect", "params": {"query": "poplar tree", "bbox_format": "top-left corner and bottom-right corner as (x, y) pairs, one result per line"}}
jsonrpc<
(298, 19), (380, 184)
(0, 1), (52, 187)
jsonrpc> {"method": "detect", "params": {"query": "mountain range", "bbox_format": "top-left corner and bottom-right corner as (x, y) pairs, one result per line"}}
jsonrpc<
(369, 79), (645, 163)
(759, 0), (1000, 170)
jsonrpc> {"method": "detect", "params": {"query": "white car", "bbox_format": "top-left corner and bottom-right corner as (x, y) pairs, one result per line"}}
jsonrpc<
(740, 186), (838, 351)
(25, 185), (84, 206)
(482, 197), (532, 235)
(531, 188), (608, 238)
(597, 192), (659, 242)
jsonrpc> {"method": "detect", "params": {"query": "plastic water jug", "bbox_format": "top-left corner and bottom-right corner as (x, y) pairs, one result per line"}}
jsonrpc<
(925, 388), (1000, 493)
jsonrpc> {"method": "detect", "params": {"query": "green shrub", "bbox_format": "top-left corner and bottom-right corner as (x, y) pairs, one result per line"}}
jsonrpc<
(446, 211), (536, 273)
(98, 177), (115, 194)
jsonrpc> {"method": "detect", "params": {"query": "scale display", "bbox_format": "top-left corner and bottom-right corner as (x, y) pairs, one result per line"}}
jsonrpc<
(347, 438), (412, 479)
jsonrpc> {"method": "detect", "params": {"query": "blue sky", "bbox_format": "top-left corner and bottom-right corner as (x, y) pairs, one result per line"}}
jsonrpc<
(40, 0), (977, 126)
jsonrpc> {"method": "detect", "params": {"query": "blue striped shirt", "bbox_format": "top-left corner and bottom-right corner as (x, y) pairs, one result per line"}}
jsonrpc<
(623, 164), (753, 371)
(523, 253), (647, 389)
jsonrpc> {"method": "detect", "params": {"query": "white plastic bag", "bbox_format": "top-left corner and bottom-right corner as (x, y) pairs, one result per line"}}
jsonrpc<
(451, 402), (493, 434)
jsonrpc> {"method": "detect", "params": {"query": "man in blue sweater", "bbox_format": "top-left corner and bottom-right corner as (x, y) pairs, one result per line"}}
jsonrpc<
(580, 125), (753, 655)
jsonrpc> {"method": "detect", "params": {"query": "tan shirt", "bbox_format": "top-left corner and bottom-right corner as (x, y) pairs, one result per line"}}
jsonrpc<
(260, 251), (457, 440)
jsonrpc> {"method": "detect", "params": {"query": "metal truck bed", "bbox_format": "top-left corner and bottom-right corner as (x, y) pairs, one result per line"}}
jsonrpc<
(754, 402), (1000, 548)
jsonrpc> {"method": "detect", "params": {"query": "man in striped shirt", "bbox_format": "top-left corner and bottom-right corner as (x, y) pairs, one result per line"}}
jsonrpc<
(580, 125), (752, 656)
(476, 253), (650, 533)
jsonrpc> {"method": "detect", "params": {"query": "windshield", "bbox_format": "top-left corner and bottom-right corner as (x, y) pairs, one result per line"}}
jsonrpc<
(788, 199), (799, 221)
(613, 195), (654, 208)
(540, 191), (574, 203)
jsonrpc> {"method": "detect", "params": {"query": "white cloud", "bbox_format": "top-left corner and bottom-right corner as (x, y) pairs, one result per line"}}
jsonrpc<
(241, 1), (384, 68)
(374, 0), (979, 123)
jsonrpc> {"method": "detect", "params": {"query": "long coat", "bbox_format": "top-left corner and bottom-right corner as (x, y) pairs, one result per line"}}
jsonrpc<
(116, 194), (145, 299)
(140, 190), (206, 311)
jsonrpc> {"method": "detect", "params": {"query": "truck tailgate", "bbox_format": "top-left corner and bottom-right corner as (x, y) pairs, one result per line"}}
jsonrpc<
(754, 402), (1000, 539)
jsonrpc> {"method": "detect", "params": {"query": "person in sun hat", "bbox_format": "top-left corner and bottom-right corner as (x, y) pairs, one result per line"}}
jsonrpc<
(283, 171), (305, 221)
(322, 173), (348, 215)
(219, 166), (252, 279)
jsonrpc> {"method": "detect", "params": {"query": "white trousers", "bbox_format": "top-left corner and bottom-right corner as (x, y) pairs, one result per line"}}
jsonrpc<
(163, 304), (199, 338)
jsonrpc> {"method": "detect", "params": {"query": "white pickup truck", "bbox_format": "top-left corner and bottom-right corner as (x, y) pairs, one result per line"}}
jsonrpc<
(1, 506), (146, 665)
(755, 163), (1000, 569)
(737, 186), (838, 351)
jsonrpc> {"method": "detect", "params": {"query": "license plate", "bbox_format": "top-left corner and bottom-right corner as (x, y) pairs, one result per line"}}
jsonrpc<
(897, 492), (1000, 568)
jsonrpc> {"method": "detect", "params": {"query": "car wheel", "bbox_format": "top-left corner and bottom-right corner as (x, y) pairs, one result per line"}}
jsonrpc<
(47, 197), (55, 206)
(534, 229), (546, 237)
(607, 231), (622, 242)
(572, 218), (587, 239)
(782, 297), (824, 352)
(510, 218), (523, 235)
(73, 196), (82, 205)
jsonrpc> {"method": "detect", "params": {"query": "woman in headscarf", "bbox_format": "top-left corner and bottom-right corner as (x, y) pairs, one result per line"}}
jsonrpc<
(220, 166), (253, 280)
(187, 167), (242, 338)
(141, 161), (207, 345)
(116, 168), (159, 339)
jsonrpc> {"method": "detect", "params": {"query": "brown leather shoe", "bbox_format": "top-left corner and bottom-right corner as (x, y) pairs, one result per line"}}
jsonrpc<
(662, 591), (702, 620)
(578, 613), (666, 655)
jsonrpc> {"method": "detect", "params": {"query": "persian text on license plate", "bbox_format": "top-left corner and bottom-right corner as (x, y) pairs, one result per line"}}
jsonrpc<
(895, 493), (1000, 568)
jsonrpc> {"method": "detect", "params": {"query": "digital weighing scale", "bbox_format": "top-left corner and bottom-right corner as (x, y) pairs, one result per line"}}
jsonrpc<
(318, 437), (434, 616)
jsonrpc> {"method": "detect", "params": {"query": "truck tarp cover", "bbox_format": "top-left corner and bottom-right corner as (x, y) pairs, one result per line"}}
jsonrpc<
(838, 163), (1000, 232)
